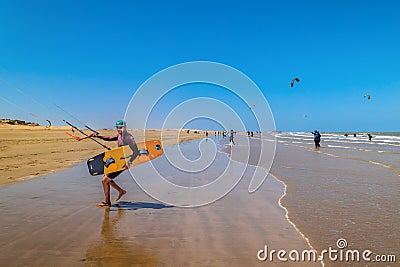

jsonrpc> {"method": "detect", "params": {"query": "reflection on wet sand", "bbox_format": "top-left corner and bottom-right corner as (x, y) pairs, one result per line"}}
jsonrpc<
(0, 137), (323, 266)
(85, 203), (172, 267)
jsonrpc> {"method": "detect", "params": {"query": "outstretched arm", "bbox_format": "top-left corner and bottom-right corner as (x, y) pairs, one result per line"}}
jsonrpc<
(90, 133), (118, 141)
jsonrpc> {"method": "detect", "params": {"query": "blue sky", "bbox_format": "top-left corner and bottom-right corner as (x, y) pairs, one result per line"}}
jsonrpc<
(0, 0), (399, 131)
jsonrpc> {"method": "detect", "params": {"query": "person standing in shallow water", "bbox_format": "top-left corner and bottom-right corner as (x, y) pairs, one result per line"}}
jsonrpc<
(229, 129), (235, 145)
(312, 130), (321, 149)
(91, 120), (139, 207)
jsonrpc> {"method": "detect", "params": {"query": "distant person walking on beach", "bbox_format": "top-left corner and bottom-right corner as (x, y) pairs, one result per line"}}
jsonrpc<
(229, 129), (235, 145)
(312, 130), (321, 149)
(368, 133), (373, 141)
(91, 120), (139, 207)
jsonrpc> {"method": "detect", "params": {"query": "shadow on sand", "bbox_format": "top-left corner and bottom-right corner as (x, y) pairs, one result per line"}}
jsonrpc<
(114, 201), (174, 211)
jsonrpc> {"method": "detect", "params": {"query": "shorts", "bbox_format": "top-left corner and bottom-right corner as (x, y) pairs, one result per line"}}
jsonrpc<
(106, 170), (124, 179)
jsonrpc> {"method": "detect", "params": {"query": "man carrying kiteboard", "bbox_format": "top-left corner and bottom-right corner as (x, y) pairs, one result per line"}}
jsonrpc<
(91, 120), (139, 207)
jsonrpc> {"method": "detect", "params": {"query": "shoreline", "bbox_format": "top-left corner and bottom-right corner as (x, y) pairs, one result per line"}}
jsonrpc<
(221, 133), (399, 266)
(270, 134), (400, 265)
(218, 135), (323, 266)
(1, 131), (397, 265)
(0, 135), (319, 266)
(271, 172), (324, 266)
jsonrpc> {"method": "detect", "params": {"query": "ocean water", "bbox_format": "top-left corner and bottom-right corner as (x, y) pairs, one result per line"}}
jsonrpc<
(276, 132), (400, 174)
(219, 132), (399, 266)
(269, 132), (399, 266)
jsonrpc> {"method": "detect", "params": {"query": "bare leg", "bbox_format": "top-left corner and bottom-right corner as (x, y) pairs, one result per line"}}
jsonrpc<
(110, 180), (126, 201)
(101, 175), (112, 205)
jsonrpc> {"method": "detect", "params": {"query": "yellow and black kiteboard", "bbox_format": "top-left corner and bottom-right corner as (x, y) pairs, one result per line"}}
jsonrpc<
(87, 140), (163, 176)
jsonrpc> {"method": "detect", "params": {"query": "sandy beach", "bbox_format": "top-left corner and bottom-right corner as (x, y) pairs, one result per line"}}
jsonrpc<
(0, 131), (398, 266)
(0, 135), (318, 266)
(2, 1), (399, 266)
(0, 125), (203, 187)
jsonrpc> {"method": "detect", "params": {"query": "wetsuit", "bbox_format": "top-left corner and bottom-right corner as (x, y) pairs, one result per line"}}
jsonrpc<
(313, 132), (321, 148)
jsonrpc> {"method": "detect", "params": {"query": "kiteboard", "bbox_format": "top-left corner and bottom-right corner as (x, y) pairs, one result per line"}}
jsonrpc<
(87, 140), (163, 176)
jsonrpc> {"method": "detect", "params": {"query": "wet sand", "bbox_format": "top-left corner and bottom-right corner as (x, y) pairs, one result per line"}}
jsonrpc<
(273, 145), (399, 266)
(224, 134), (399, 267)
(0, 125), (203, 186)
(0, 137), (318, 266)
(2, 132), (397, 266)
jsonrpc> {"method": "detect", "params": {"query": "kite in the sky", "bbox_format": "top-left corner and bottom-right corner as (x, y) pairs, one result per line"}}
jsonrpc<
(364, 94), (371, 100)
(290, 78), (300, 87)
